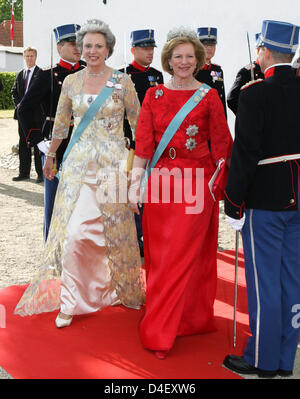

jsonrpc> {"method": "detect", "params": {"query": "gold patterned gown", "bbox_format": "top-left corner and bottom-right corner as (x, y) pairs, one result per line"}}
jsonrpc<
(14, 69), (144, 316)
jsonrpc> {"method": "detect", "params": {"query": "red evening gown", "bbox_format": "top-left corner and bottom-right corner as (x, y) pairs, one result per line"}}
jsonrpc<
(135, 84), (232, 351)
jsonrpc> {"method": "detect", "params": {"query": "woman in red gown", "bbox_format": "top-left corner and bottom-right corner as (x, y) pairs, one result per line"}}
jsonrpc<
(129, 28), (232, 359)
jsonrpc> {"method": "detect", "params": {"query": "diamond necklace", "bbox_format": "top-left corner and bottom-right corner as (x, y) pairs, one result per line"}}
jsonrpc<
(171, 77), (195, 89)
(87, 67), (107, 77)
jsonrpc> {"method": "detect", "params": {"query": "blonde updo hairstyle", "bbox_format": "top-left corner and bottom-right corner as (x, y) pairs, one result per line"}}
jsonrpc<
(161, 27), (206, 76)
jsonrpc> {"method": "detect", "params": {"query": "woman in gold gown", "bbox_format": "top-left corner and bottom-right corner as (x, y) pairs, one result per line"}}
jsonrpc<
(14, 19), (144, 327)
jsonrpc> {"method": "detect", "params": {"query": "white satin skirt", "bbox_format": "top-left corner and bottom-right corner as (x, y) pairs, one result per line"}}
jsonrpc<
(60, 159), (119, 315)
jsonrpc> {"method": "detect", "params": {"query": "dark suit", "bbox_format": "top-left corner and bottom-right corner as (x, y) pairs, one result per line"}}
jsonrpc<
(11, 66), (44, 177)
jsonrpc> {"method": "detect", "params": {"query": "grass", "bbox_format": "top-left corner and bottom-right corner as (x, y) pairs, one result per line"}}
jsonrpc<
(0, 109), (14, 119)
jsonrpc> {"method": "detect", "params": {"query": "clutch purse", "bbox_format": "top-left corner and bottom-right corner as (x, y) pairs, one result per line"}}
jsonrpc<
(126, 148), (135, 173)
(208, 159), (228, 201)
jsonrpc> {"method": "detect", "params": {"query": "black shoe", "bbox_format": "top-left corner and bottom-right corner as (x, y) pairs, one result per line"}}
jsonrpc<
(36, 175), (44, 183)
(278, 369), (293, 377)
(223, 355), (277, 378)
(12, 174), (30, 181)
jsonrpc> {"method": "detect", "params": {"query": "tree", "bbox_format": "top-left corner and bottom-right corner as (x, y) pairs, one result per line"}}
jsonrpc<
(0, 0), (23, 24)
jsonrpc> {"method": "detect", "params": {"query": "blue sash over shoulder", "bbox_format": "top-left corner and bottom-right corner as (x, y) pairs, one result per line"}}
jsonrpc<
(140, 83), (211, 198)
(56, 70), (121, 179)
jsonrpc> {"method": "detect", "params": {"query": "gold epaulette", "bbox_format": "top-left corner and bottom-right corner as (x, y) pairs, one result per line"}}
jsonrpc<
(241, 78), (264, 90)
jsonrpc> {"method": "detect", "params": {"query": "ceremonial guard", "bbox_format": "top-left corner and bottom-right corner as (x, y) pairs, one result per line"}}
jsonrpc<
(119, 29), (163, 257)
(223, 20), (300, 377)
(195, 27), (227, 117)
(227, 34), (265, 115)
(18, 24), (86, 241)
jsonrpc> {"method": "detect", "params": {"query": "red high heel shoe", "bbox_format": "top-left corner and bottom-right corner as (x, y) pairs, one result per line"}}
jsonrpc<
(154, 350), (169, 360)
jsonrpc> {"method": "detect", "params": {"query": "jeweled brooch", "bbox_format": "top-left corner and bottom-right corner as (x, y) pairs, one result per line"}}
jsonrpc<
(185, 138), (197, 151)
(155, 89), (163, 99)
(185, 124), (199, 151)
(185, 125), (199, 137)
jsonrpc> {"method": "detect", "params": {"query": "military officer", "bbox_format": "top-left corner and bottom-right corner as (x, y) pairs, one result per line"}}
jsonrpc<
(120, 29), (163, 107)
(223, 20), (300, 377)
(18, 24), (86, 241)
(119, 29), (163, 258)
(227, 33), (265, 115)
(195, 27), (227, 118)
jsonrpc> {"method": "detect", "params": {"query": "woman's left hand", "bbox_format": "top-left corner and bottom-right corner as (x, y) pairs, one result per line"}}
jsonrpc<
(43, 156), (56, 180)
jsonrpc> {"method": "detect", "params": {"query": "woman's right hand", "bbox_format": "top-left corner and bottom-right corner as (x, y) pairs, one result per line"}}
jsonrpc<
(128, 177), (142, 214)
(43, 156), (56, 180)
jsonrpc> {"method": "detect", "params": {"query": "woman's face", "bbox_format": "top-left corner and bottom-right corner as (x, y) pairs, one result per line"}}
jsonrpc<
(169, 42), (197, 80)
(203, 44), (216, 63)
(82, 32), (109, 68)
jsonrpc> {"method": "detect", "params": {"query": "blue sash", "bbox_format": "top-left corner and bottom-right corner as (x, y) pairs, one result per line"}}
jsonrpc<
(57, 70), (121, 179)
(141, 83), (211, 198)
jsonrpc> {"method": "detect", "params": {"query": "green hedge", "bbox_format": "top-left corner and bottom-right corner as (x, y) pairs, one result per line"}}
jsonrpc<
(0, 72), (17, 110)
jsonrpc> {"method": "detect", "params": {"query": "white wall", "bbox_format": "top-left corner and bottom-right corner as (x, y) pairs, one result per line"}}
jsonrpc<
(24, 0), (300, 132)
(0, 47), (23, 72)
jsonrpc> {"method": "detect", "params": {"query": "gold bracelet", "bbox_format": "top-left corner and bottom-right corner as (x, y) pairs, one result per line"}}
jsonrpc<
(46, 151), (56, 158)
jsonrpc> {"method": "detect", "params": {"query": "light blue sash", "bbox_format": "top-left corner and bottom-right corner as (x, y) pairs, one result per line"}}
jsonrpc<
(141, 83), (211, 198)
(56, 70), (121, 179)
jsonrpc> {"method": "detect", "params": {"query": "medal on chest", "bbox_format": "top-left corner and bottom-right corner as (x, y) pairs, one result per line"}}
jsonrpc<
(210, 70), (223, 82)
(148, 75), (158, 87)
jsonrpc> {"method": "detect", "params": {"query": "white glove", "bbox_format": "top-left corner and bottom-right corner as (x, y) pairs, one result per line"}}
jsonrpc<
(227, 214), (246, 231)
(37, 140), (50, 155)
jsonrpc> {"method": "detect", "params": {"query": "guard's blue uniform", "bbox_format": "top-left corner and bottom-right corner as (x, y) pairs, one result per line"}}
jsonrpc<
(224, 20), (300, 373)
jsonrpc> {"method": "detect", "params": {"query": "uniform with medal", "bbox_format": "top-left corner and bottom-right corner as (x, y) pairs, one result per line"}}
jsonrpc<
(17, 24), (86, 240)
(195, 27), (227, 118)
(223, 20), (300, 377)
(119, 29), (164, 258)
(119, 30), (163, 144)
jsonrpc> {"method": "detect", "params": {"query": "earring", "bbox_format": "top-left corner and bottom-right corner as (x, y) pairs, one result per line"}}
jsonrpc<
(169, 64), (173, 70)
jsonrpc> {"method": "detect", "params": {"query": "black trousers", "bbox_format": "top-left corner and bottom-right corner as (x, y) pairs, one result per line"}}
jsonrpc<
(18, 122), (43, 177)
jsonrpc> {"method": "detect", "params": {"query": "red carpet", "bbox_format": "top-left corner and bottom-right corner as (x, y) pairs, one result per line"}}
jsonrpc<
(0, 250), (249, 379)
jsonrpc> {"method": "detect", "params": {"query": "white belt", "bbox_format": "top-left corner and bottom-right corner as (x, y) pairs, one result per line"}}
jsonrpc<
(258, 153), (300, 165)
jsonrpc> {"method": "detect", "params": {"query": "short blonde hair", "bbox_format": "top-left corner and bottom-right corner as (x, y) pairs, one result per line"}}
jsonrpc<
(23, 47), (37, 56)
(161, 36), (205, 76)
